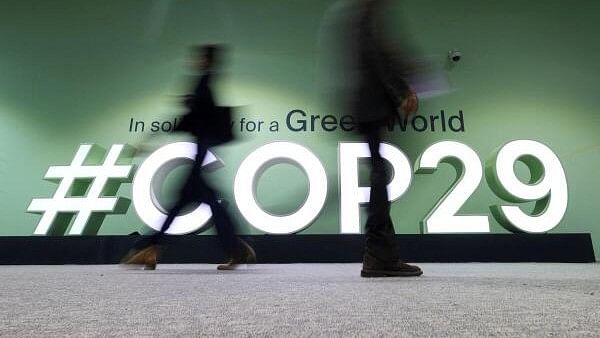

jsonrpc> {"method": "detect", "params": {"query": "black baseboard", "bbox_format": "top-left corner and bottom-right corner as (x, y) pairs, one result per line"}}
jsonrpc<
(0, 234), (595, 264)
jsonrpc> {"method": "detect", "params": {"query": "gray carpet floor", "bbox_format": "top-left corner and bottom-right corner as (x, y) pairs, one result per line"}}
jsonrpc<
(1, 263), (599, 337)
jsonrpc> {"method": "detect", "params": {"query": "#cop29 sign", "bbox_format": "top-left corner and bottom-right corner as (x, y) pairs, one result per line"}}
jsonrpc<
(27, 133), (567, 236)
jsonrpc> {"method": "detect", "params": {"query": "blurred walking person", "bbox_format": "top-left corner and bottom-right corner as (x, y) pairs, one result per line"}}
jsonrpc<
(121, 45), (255, 270)
(340, 0), (423, 277)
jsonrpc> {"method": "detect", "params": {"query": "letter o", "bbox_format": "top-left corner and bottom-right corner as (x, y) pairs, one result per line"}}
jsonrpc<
(234, 142), (327, 234)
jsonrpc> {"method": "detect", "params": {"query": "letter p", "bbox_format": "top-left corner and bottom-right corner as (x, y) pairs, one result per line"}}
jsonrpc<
(338, 142), (412, 233)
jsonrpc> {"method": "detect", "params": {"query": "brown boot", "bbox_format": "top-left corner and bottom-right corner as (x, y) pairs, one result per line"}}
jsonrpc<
(217, 240), (256, 270)
(120, 245), (159, 270)
(361, 253), (422, 277)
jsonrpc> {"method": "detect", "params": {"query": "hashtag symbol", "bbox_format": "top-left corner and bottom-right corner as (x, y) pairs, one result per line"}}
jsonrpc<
(27, 144), (134, 235)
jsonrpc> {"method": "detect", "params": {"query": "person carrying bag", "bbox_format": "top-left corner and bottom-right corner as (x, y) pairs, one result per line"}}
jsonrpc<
(122, 45), (255, 270)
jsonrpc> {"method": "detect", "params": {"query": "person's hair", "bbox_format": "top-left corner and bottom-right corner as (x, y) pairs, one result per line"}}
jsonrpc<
(196, 44), (224, 67)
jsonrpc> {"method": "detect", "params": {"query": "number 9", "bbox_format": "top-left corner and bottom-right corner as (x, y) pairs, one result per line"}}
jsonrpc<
(485, 140), (568, 233)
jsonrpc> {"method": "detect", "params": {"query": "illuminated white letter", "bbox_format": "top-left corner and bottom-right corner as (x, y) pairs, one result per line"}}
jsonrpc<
(132, 142), (220, 235)
(234, 142), (327, 234)
(339, 142), (412, 234)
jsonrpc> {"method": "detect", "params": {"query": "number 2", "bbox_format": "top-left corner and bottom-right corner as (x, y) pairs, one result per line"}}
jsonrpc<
(415, 141), (490, 233)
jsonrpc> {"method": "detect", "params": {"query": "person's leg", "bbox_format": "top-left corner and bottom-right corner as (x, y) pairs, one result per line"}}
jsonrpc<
(131, 166), (197, 250)
(122, 145), (200, 267)
(193, 168), (255, 269)
(193, 142), (254, 267)
(363, 124), (399, 263)
(144, 200), (187, 247)
(191, 143), (237, 255)
(196, 178), (240, 256)
(360, 122), (422, 277)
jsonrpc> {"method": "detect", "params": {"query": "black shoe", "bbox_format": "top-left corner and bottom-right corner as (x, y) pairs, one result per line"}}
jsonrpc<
(217, 239), (256, 270)
(361, 254), (422, 278)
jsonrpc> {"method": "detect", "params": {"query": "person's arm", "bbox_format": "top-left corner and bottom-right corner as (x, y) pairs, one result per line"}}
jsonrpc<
(376, 46), (418, 118)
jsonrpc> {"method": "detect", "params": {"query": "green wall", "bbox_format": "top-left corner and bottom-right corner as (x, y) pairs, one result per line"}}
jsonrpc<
(1, 1), (599, 257)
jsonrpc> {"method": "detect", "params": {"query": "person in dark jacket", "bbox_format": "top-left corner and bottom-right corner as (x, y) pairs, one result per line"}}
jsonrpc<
(122, 45), (255, 270)
(347, 0), (422, 277)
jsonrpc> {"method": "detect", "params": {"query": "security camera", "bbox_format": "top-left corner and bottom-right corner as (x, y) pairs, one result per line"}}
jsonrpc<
(448, 50), (462, 62)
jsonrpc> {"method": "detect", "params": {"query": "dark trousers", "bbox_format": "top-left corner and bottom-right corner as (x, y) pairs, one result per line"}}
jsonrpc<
(137, 139), (240, 256)
(360, 122), (399, 263)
